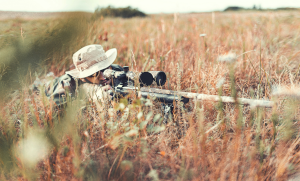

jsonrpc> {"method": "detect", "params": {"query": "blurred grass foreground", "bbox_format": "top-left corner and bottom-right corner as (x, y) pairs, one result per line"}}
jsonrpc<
(1, 10), (300, 180)
(0, 12), (91, 99)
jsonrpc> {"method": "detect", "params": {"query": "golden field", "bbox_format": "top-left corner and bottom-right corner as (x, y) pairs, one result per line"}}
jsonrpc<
(1, 11), (300, 180)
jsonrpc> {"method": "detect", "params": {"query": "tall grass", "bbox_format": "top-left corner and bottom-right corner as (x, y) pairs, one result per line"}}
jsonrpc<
(1, 11), (300, 180)
(0, 12), (91, 102)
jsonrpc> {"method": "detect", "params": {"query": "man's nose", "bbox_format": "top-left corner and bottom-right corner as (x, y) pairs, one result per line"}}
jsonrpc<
(98, 76), (105, 80)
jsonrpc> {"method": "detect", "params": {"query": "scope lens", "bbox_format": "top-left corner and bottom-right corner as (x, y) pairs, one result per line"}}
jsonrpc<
(148, 71), (167, 86)
(155, 72), (166, 86)
(139, 72), (153, 86)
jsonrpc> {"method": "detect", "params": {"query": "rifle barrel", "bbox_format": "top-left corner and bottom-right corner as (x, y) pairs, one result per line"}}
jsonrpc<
(140, 87), (274, 108)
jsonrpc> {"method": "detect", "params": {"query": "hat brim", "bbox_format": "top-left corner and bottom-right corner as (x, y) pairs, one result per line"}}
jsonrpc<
(65, 48), (117, 78)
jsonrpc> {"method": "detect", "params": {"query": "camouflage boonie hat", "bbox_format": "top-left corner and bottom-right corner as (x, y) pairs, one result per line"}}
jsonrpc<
(66, 44), (117, 78)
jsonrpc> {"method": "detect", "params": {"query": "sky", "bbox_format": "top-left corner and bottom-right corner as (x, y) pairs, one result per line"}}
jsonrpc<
(0, 0), (300, 14)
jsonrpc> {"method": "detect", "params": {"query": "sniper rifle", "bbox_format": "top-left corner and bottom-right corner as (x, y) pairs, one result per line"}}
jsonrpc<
(104, 64), (274, 121)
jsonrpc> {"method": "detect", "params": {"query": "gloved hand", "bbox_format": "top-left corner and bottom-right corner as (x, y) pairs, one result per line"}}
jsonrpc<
(96, 84), (112, 101)
(81, 84), (112, 110)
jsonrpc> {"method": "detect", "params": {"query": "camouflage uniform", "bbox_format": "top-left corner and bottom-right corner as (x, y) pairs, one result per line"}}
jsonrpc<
(44, 74), (78, 107)
(44, 74), (110, 108)
(43, 44), (117, 108)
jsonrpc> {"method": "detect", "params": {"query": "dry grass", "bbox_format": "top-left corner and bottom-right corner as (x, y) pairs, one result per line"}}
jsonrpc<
(1, 11), (300, 180)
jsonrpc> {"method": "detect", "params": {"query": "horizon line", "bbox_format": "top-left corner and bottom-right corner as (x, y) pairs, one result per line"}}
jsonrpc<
(0, 6), (299, 15)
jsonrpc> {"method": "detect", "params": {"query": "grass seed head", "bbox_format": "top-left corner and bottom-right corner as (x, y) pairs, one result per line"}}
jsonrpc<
(216, 77), (225, 89)
(16, 133), (50, 167)
(217, 52), (237, 63)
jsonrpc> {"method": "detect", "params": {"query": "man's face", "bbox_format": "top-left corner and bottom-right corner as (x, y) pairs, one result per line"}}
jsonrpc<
(84, 68), (111, 85)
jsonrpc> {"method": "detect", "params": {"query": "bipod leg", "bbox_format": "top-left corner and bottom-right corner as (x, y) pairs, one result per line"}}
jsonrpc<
(161, 103), (173, 124)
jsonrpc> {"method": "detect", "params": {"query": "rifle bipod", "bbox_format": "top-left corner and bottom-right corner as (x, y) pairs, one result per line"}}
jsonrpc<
(161, 103), (173, 124)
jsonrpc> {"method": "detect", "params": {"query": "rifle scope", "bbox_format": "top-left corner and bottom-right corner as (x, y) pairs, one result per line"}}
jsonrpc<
(148, 71), (166, 86)
(103, 67), (167, 86)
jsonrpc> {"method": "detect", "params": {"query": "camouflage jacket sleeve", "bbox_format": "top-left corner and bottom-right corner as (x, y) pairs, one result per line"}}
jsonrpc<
(44, 74), (77, 107)
(44, 74), (110, 108)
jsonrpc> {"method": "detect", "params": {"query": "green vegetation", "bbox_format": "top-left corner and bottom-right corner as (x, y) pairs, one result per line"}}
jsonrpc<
(1, 11), (300, 180)
(224, 6), (299, 11)
(224, 6), (246, 11)
(94, 6), (146, 18)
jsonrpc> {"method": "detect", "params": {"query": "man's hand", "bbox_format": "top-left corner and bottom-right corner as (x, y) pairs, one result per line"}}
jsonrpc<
(81, 83), (112, 103)
(101, 84), (113, 100)
(101, 84), (112, 91)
